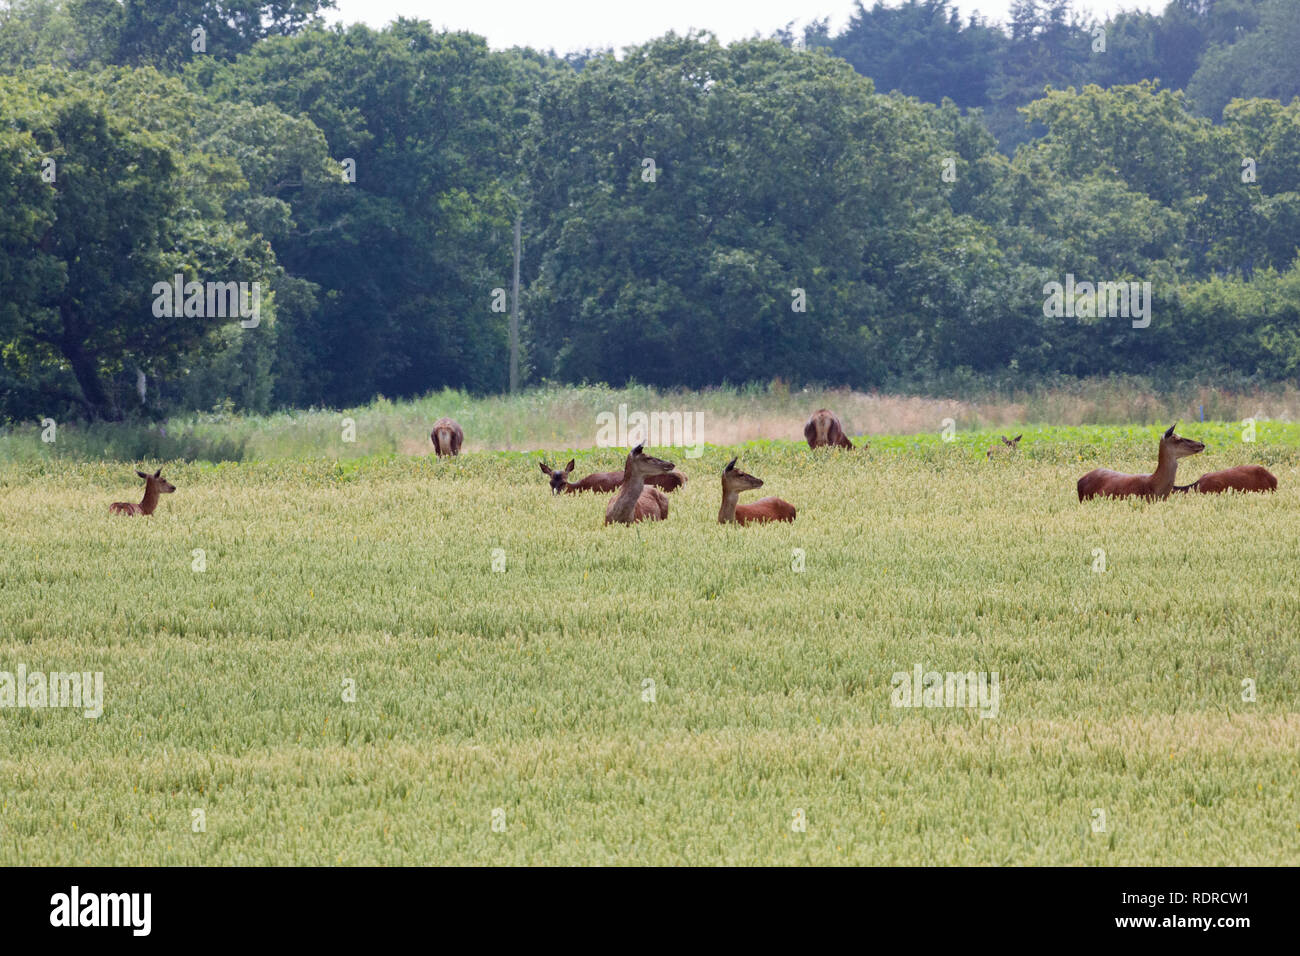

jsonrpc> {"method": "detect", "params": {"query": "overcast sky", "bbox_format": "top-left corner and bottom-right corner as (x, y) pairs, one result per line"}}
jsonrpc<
(327, 0), (1165, 53)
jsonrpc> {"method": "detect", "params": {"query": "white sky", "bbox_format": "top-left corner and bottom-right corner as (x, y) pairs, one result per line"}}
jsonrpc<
(327, 0), (1166, 53)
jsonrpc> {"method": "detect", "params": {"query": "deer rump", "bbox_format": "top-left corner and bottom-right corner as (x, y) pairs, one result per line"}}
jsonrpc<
(1175, 465), (1277, 494)
(430, 418), (463, 457)
(645, 471), (687, 492)
(734, 498), (796, 525)
(1076, 469), (1167, 501)
(804, 410), (853, 450)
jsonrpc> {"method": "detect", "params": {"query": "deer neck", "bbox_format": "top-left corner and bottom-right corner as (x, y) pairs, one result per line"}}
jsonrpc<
(608, 470), (646, 522)
(139, 481), (160, 515)
(1149, 444), (1179, 497)
(718, 487), (740, 523)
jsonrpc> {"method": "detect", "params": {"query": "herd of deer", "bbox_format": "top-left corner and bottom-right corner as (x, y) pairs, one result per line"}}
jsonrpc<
(108, 411), (1278, 521)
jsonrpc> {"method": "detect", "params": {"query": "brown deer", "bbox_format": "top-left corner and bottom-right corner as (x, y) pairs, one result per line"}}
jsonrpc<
(604, 444), (674, 525)
(109, 468), (176, 516)
(539, 460), (686, 495)
(1077, 424), (1205, 502)
(986, 434), (1022, 459)
(1172, 465), (1278, 495)
(430, 417), (463, 457)
(539, 460), (623, 495)
(718, 457), (796, 525)
(804, 409), (854, 449)
(645, 470), (688, 492)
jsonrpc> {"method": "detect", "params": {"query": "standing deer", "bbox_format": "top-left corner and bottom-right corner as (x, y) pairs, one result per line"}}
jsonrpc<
(1077, 424), (1205, 501)
(604, 444), (674, 525)
(1172, 465), (1277, 495)
(986, 434), (1022, 459)
(109, 468), (176, 516)
(718, 457), (796, 525)
(430, 417), (463, 457)
(804, 409), (854, 450)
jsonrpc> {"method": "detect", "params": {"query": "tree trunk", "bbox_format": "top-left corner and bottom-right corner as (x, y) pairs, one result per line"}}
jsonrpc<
(60, 313), (118, 421)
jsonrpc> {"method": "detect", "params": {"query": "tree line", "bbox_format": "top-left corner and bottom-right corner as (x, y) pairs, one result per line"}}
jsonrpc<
(0, 0), (1297, 421)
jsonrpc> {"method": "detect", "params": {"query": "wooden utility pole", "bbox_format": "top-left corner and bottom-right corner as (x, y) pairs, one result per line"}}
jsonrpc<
(509, 212), (521, 393)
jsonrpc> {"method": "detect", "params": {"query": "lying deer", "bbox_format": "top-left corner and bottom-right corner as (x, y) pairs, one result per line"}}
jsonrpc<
(430, 417), (463, 457)
(540, 460), (623, 494)
(604, 444), (674, 525)
(804, 408), (854, 450)
(986, 434), (1022, 459)
(718, 457), (796, 525)
(540, 460), (687, 494)
(109, 468), (176, 516)
(1173, 465), (1278, 495)
(1077, 424), (1204, 501)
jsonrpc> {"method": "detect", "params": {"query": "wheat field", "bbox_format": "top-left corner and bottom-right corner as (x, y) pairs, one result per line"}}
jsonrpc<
(1, 424), (1297, 864)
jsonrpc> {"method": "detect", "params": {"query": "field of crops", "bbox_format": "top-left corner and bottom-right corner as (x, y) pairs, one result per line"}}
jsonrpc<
(2, 422), (1298, 864)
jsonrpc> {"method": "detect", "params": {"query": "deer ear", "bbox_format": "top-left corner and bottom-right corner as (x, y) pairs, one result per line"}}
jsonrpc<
(136, 470), (149, 479)
(538, 461), (550, 475)
(631, 443), (643, 455)
(565, 459), (575, 473)
(1164, 424), (1176, 438)
(725, 457), (737, 471)
(1013, 435), (1021, 442)
(154, 468), (162, 478)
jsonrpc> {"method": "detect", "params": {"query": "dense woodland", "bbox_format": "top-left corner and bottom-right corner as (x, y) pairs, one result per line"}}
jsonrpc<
(0, 0), (1298, 421)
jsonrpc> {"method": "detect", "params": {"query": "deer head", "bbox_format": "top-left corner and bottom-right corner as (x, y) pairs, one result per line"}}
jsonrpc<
(1002, 435), (1022, 448)
(1161, 423), (1205, 459)
(722, 457), (764, 493)
(136, 468), (176, 494)
(625, 443), (675, 480)
(538, 459), (575, 494)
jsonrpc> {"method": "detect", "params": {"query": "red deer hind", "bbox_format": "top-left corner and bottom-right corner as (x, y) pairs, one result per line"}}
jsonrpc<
(539, 460), (623, 494)
(645, 470), (688, 492)
(539, 460), (686, 495)
(1173, 465), (1277, 495)
(430, 417), (463, 457)
(987, 434), (1022, 459)
(1077, 424), (1204, 501)
(718, 457), (796, 524)
(604, 444), (674, 525)
(804, 409), (854, 450)
(109, 468), (176, 516)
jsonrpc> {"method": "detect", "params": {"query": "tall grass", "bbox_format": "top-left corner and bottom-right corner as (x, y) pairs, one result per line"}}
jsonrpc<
(2, 430), (1297, 864)
(5, 376), (1300, 464)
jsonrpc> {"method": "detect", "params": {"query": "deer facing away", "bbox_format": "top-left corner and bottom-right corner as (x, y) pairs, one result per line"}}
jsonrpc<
(1173, 465), (1278, 495)
(430, 417), (463, 457)
(1077, 424), (1204, 501)
(804, 409), (854, 450)
(605, 445), (674, 525)
(109, 468), (176, 516)
(718, 457), (796, 524)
